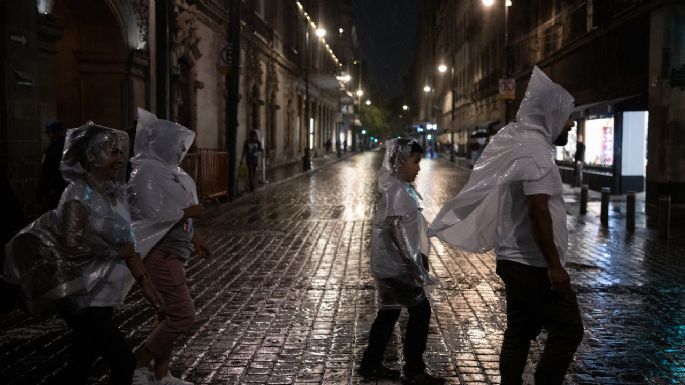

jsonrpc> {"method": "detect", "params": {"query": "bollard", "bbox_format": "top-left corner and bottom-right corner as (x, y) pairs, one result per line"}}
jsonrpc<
(580, 184), (588, 215)
(658, 195), (671, 241)
(600, 187), (610, 227)
(626, 191), (635, 232)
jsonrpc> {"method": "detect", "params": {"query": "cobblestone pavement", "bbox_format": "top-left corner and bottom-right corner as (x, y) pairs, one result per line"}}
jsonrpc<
(1, 151), (684, 385)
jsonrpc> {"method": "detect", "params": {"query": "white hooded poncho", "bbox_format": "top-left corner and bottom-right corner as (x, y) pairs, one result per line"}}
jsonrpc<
(372, 139), (431, 285)
(127, 108), (198, 259)
(430, 66), (574, 255)
(4, 123), (132, 314)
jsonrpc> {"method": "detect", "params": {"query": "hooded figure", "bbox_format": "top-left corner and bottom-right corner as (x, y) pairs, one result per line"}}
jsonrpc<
(127, 108), (209, 385)
(127, 107), (197, 260)
(3, 123), (133, 314)
(430, 66), (574, 258)
(373, 138), (431, 290)
(358, 138), (444, 385)
(431, 67), (584, 385)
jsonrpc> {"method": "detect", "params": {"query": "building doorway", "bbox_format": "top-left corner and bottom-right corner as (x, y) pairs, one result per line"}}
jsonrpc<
(53, 0), (129, 129)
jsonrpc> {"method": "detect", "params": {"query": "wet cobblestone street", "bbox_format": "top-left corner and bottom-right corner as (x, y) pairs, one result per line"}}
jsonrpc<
(2, 151), (685, 385)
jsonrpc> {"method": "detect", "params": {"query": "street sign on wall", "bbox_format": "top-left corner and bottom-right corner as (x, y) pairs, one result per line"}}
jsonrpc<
(499, 78), (515, 100)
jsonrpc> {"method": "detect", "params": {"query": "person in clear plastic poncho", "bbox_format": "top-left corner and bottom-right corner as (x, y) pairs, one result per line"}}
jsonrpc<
(358, 139), (444, 385)
(431, 67), (584, 385)
(127, 108), (211, 385)
(3, 122), (163, 385)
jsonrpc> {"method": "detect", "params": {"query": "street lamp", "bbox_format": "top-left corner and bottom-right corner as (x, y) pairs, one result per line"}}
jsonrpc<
(356, 89), (364, 97)
(336, 72), (351, 158)
(482, 0), (512, 53)
(482, 0), (513, 122)
(402, 104), (409, 111)
(365, 100), (371, 106)
(437, 61), (457, 162)
(423, 85), (431, 93)
(303, 24), (325, 171)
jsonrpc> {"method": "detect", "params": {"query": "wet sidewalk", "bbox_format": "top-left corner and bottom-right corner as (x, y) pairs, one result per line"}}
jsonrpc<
(235, 151), (356, 198)
(1, 152), (684, 385)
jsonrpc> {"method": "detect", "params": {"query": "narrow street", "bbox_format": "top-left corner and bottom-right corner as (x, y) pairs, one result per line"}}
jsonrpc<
(2, 152), (684, 385)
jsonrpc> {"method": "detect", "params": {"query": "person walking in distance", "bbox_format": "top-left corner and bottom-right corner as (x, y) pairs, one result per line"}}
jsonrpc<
(432, 66), (584, 385)
(37, 121), (68, 213)
(574, 134), (585, 187)
(240, 130), (263, 193)
(358, 138), (444, 385)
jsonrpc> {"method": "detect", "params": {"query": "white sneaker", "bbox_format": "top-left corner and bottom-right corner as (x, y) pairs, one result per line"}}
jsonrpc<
(132, 367), (155, 385)
(158, 373), (194, 385)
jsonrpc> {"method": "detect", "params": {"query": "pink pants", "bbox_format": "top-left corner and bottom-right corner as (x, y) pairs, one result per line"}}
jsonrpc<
(143, 249), (195, 357)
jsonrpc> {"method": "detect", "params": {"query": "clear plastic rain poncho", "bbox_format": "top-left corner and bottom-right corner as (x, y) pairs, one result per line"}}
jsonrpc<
(3, 123), (132, 314)
(127, 108), (197, 260)
(372, 139), (432, 297)
(430, 66), (574, 253)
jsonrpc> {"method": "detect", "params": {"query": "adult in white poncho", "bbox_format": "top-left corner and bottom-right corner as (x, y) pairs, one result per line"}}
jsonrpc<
(431, 67), (584, 385)
(127, 108), (211, 385)
(3, 122), (162, 385)
(358, 139), (444, 385)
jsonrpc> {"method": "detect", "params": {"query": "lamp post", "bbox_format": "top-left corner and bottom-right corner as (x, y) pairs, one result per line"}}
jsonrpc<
(355, 88), (363, 152)
(423, 85), (432, 151)
(303, 26), (327, 171)
(336, 73), (350, 158)
(482, 0), (513, 122)
(438, 60), (457, 162)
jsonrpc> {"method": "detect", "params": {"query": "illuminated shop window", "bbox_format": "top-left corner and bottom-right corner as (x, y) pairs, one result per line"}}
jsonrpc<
(555, 120), (577, 162)
(585, 117), (614, 167)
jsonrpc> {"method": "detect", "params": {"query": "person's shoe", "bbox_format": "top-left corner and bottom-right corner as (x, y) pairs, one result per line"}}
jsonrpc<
(158, 373), (194, 385)
(401, 372), (446, 385)
(356, 364), (401, 380)
(131, 367), (154, 385)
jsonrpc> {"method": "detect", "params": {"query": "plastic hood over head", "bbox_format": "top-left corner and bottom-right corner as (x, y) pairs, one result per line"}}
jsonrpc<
(430, 66), (574, 252)
(61, 122), (130, 196)
(128, 108), (198, 259)
(514, 66), (575, 144)
(134, 108), (195, 166)
(378, 138), (419, 194)
(4, 123), (132, 314)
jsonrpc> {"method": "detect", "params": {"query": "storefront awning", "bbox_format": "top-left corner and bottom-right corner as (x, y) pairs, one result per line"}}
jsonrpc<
(572, 95), (642, 118)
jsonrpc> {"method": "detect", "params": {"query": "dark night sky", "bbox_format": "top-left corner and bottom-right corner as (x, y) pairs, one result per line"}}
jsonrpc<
(353, 0), (420, 101)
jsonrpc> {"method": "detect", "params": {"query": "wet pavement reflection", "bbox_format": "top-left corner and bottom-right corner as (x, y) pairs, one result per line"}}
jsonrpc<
(1, 151), (684, 384)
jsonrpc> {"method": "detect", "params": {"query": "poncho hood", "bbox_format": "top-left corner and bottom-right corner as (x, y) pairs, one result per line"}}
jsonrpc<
(429, 66), (574, 252)
(128, 108), (198, 260)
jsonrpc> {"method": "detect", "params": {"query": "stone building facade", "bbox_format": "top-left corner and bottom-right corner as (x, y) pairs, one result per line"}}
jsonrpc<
(413, 0), (685, 205)
(1, 0), (355, 216)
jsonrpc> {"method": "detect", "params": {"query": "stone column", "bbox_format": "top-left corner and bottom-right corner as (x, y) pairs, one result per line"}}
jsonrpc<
(646, 4), (685, 206)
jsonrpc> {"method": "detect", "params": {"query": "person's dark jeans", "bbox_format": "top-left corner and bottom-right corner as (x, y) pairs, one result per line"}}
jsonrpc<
(61, 306), (135, 385)
(247, 161), (258, 192)
(360, 298), (432, 376)
(496, 260), (584, 385)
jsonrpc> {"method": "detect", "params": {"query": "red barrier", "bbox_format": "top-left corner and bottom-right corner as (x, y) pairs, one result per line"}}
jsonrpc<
(181, 150), (229, 200)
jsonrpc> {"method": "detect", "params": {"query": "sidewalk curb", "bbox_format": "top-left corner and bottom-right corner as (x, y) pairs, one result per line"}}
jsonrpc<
(434, 153), (472, 171)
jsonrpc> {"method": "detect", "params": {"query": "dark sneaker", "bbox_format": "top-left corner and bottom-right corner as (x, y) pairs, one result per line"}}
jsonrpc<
(401, 372), (446, 385)
(356, 364), (402, 380)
